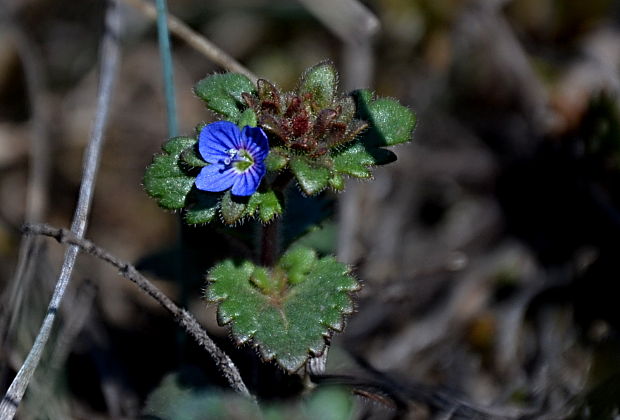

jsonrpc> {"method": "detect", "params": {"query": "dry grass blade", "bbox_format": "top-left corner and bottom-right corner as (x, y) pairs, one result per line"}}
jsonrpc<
(121, 0), (258, 82)
(0, 1), (121, 418)
(0, 2), (51, 359)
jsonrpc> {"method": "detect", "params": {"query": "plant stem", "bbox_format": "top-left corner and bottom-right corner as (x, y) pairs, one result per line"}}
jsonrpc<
(259, 172), (293, 266)
(260, 220), (279, 267)
(155, 0), (177, 137)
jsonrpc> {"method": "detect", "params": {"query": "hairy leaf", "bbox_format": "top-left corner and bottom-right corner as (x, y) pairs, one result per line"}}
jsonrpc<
(144, 137), (196, 209)
(194, 73), (256, 121)
(206, 248), (359, 372)
(265, 147), (289, 172)
(354, 89), (416, 148)
(298, 61), (338, 111)
(328, 173), (345, 191)
(290, 156), (330, 195)
(245, 190), (284, 223)
(238, 108), (258, 128)
(332, 143), (373, 178)
(185, 190), (220, 224)
(220, 191), (248, 225)
(181, 144), (207, 169)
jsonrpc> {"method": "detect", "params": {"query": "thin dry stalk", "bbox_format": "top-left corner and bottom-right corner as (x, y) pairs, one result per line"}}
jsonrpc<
(0, 2), (121, 418)
(121, 0), (258, 82)
(0, 1), (51, 361)
(22, 223), (253, 400)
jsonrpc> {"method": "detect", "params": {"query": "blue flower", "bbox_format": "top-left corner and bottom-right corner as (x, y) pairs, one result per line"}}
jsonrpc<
(195, 121), (269, 196)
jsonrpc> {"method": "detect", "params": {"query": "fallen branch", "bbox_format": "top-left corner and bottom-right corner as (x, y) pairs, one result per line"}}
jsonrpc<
(21, 223), (253, 400)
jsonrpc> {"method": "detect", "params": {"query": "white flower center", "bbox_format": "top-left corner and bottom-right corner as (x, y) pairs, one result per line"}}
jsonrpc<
(224, 148), (238, 165)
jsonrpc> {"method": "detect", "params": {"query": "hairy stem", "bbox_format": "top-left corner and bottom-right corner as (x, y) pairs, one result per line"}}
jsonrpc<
(259, 172), (293, 266)
(260, 220), (279, 267)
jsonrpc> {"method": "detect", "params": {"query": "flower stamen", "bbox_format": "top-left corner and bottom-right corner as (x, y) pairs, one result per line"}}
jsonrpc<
(233, 149), (254, 172)
(224, 148), (238, 165)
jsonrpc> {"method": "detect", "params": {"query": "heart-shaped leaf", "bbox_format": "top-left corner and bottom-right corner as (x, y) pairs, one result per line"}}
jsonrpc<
(194, 73), (256, 122)
(144, 137), (197, 209)
(205, 247), (359, 372)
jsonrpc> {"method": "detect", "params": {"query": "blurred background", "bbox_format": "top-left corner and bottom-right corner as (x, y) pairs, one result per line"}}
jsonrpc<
(2, 0), (620, 418)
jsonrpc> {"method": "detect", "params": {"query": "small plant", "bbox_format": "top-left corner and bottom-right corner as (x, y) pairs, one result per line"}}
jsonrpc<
(144, 60), (415, 373)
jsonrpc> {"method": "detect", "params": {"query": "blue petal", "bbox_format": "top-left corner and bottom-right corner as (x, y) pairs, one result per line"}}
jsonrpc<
(241, 126), (269, 161)
(195, 164), (237, 192)
(199, 121), (243, 164)
(231, 163), (265, 196)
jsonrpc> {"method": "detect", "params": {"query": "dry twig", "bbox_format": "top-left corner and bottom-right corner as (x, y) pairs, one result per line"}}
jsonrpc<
(121, 0), (258, 82)
(21, 223), (253, 400)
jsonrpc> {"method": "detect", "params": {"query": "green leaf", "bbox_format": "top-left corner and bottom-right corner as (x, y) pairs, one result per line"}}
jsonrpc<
(180, 144), (207, 168)
(185, 190), (220, 224)
(328, 173), (345, 191)
(290, 156), (330, 195)
(145, 372), (353, 420)
(220, 191), (248, 225)
(292, 222), (337, 255)
(304, 387), (354, 420)
(206, 249), (359, 372)
(144, 137), (196, 209)
(298, 61), (338, 111)
(246, 190), (284, 223)
(194, 73), (256, 122)
(332, 143), (373, 178)
(336, 96), (356, 123)
(265, 147), (289, 172)
(144, 371), (256, 420)
(331, 141), (397, 179)
(354, 89), (416, 147)
(278, 246), (316, 285)
(250, 266), (281, 295)
(238, 108), (258, 128)
(194, 121), (208, 135)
